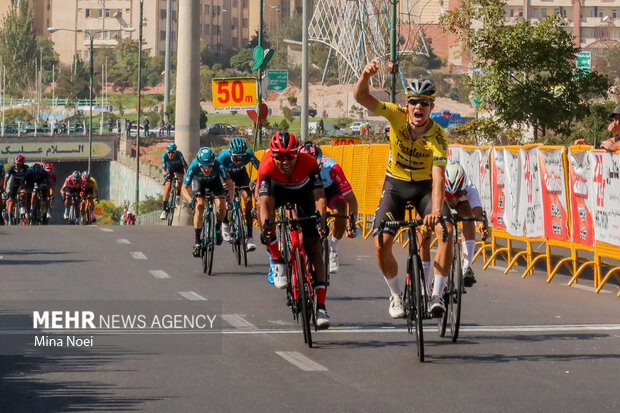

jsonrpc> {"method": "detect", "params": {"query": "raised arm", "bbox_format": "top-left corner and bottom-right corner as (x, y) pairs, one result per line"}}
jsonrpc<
(353, 59), (381, 112)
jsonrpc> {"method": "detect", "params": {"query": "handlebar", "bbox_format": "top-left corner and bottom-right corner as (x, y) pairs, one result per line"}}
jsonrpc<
(377, 216), (449, 246)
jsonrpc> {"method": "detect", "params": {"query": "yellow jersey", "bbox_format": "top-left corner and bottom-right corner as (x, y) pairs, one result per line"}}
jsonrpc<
(84, 177), (98, 193)
(374, 101), (448, 181)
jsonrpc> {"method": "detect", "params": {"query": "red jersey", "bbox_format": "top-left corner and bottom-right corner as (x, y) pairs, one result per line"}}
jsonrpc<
(258, 151), (323, 196)
(64, 175), (85, 190)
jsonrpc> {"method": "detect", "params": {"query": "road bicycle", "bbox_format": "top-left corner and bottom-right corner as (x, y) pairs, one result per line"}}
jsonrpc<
(28, 184), (49, 225)
(166, 174), (181, 226)
(267, 204), (320, 348)
(65, 192), (81, 225)
(378, 204), (448, 362)
(438, 211), (488, 342)
(229, 186), (250, 267)
(81, 195), (96, 225)
(196, 192), (217, 275)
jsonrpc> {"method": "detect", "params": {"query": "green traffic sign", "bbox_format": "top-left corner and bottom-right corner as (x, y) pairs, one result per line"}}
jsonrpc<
(576, 51), (591, 73)
(267, 70), (288, 92)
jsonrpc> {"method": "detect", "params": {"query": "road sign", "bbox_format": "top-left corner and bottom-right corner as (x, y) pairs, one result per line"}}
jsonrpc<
(576, 51), (591, 73)
(212, 78), (257, 111)
(267, 70), (288, 92)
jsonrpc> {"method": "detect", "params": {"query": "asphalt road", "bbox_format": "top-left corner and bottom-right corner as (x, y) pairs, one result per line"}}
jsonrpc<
(0, 225), (618, 412)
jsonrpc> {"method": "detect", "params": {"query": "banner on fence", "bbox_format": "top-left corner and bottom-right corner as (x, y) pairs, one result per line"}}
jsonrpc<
(568, 148), (596, 247)
(594, 151), (620, 247)
(504, 148), (525, 236)
(538, 147), (570, 241)
(491, 148), (507, 230)
(521, 146), (545, 238)
(448, 145), (492, 216)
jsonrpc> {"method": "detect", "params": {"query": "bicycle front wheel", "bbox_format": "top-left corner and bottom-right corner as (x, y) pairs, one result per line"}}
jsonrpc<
(167, 195), (175, 226)
(322, 236), (330, 286)
(412, 256), (425, 362)
(238, 210), (248, 267)
(448, 241), (463, 342)
(294, 248), (313, 348)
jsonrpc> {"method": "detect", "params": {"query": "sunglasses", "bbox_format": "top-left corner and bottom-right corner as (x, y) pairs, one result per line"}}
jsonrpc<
(273, 152), (298, 161)
(167, 150), (176, 154)
(232, 154), (245, 161)
(408, 98), (432, 107)
(446, 190), (464, 199)
(199, 162), (214, 169)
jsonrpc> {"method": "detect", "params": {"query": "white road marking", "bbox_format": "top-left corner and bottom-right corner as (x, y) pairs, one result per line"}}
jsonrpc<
(276, 351), (328, 371)
(568, 283), (611, 294)
(131, 251), (147, 260)
(116, 238), (131, 244)
(178, 291), (207, 301)
(149, 270), (170, 279)
(99, 227), (114, 232)
(267, 320), (294, 326)
(222, 314), (257, 330)
(488, 265), (517, 273)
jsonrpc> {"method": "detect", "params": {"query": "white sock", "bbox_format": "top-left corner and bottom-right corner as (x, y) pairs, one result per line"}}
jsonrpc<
(432, 274), (448, 297)
(422, 261), (432, 294)
(384, 275), (401, 296)
(462, 239), (476, 269)
(329, 234), (340, 252)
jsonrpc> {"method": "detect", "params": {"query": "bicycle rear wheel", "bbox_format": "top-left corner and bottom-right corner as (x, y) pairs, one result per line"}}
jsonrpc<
(232, 209), (242, 266)
(239, 213), (248, 267)
(294, 248), (313, 348)
(322, 236), (330, 286)
(207, 207), (216, 275)
(411, 256), (425, 362)
(448, 241), (463, 342)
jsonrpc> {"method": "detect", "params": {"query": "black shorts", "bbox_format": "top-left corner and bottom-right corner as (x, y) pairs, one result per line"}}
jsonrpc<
(372, 176), (451, 236)
(164, 170), (184, 183)
(6, 182), (26, 200)
(191, 177), (225, 198)
(324, 182), (346, 209)
(272, 182), (319, 238)
(229, 169), (251, 189)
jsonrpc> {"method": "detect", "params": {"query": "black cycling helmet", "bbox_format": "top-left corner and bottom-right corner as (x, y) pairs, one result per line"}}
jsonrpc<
(299, 142), (323, 162)
(72, 171), (81, 181)
(405, 79), (436, 100)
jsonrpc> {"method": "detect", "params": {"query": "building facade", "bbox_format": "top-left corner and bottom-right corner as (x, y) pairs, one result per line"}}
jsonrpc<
(34, 0), (250, 66)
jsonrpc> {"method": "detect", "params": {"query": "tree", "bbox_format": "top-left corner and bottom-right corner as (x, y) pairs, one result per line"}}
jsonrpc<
(55, 60), (90, 99)
(440, 0), (609, 139)
(229, 48), (252, 73)
(0, 2), (56, 95)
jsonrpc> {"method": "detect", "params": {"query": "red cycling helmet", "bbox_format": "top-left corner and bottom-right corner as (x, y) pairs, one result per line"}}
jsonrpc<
(270, 131), (299, 154)
(44, 162), (54, 171)
(15, 155), (25, 164)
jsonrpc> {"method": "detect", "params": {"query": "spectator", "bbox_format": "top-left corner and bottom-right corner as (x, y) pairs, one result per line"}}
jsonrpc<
(143, 117), (150, 136)
(116, 119), (121, 135)
(126, 120), (132, 137)
(318, 119), (325, 135)
(166, 122), (172, 137)
(159, 120), (166, 137)
(107, 118), (113, 133)
(574, 105), (620, 151)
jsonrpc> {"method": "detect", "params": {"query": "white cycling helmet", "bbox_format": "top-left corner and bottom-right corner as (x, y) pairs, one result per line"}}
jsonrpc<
(445, 163), (466, 194)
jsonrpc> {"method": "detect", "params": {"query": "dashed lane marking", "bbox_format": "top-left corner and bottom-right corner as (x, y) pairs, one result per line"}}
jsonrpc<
(178, 291), (207, 301)
(116, 239), (131, 244)
(99, 227), (114, 232)
(276, 351), (328, 372)
(149, 270), (170, 279)
(131, 251), (147, 260)
(222, 314), (257, 330)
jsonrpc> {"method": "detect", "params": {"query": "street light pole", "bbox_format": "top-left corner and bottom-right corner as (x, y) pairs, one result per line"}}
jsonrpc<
(135, 0), (144, 211)
(88, 33), (94, 173)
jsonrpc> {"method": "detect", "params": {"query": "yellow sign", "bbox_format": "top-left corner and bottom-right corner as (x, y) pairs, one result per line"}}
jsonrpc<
(0, 141), (114, 160)
(94, 206), (104, 218)
(331, 137), (361, 146)
(212, 77), (257, 111)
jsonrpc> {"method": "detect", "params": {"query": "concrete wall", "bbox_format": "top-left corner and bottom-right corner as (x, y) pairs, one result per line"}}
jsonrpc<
(107, 160), (162, 208)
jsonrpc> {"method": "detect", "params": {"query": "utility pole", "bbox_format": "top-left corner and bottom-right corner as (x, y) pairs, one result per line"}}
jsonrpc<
(135, 0), (143, 211)
(390, 0), (397, 103)
(164, 0), (172, 124)
(301, 0), (309, 141)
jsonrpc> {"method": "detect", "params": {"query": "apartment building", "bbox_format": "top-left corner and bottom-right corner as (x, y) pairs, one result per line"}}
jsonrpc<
(0, 0), (49, 36)
(28, 0), (251, 66)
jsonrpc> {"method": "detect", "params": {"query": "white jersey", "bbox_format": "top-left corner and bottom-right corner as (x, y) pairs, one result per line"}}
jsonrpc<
(455, 176), (482, 209)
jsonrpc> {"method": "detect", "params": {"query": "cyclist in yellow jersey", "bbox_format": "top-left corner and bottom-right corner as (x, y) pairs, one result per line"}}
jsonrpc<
(354, 59), (454, 319)
(81, 171), (99, 223)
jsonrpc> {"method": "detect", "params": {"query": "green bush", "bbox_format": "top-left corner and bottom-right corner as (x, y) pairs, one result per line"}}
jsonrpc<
(97, 200), (123, 225)
(287, 95), (297, 106)
(282, 107), (293, 122)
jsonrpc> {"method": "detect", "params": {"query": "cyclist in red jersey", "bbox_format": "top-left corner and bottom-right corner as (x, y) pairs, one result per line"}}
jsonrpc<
(60, 171), (85, 221)
(258, 131), (331, 329)
(43, 163), (57, 220)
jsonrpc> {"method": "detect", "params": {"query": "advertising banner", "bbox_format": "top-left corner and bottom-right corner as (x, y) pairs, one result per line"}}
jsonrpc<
(538, 147), (570, 241)
(0, 141), (115, 160)
(594, 152), (620, 247)
(521, 146), (544, 238)
(503, 148), (525, 236)
(568, 148), (596, 247)
(448, 146), (492, 215)
(491, 148), (507, 230)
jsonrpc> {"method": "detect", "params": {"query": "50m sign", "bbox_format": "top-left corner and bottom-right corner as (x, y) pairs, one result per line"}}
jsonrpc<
(212, 78), (257, 111)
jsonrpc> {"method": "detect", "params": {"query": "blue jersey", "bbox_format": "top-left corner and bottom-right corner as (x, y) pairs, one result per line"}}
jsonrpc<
(161, 150), (188, 173)
(183, 158), (228, 186)
(319, 156), (339, 187)
(216, 149), (260, 175)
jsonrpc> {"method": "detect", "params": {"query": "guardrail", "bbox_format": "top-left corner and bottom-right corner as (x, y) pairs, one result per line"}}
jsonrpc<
(137, 210), (165, 226)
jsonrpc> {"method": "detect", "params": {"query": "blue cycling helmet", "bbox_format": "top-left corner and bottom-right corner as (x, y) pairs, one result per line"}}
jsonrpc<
(196, 147), (215, 166)
(229, 137), (247, 155)
(166, 142), (177, 152)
